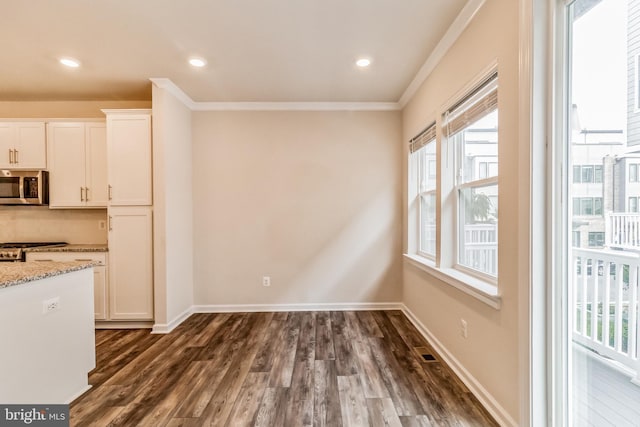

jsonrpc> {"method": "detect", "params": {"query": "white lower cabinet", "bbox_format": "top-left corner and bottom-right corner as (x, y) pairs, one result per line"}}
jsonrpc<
(25, 251), (108, 320)
(108, 206), (153, 320)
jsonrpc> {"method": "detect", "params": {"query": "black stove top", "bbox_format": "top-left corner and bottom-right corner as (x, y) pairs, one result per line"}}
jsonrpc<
(0, 242), (67, 249)
(0, 242), (68, 261)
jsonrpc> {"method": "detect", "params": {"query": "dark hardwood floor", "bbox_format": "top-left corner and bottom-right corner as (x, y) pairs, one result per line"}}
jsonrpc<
(70, 311), (498, 426)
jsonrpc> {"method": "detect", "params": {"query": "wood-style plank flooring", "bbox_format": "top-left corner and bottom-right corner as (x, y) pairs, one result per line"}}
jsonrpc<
(71, 311), (498, 426)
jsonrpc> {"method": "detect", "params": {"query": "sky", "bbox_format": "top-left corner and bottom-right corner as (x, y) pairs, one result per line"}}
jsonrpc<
(572, 0), (627, 132)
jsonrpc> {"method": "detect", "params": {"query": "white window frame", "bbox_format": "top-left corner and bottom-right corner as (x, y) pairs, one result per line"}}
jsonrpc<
(445, 73), (499, 284)
(409, 122), (438, 261)
(405, 66), (501, 310)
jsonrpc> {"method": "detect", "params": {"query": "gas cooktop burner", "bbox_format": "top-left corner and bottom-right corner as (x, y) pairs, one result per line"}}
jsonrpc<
(0, 242), (67, 249)
(0, 242), (67, 262)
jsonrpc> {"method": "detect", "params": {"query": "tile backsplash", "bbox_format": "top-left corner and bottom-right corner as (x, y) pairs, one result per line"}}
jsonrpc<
(0, 207), (108, 244)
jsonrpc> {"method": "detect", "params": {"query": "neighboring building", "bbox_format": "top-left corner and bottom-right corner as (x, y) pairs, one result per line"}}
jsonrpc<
(628, 0), (640, 146)
(571, 130), (625, 248)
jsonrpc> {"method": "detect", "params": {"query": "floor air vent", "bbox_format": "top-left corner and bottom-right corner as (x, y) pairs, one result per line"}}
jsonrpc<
(421, 354), (436, 362)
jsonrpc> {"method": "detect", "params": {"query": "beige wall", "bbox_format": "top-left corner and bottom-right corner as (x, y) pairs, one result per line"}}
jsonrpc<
(402, 0), (520, 423)
(0, 207), (107, 244)
(0, 100), (150, 118)
(192, 110), (402, 306)
(152, 85), (194, 326)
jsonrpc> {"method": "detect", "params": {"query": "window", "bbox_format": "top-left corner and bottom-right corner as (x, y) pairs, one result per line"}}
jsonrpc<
(630, 197), (638, 213)
(594, 165), (603, 183)
(581, 165), (593, 183)
(588, 232), (605, 248)
(443, 72), (498, 279)
(410, 122), (437, 258)
(630, 163), (638, 182)
(572, 197), (603, 216)
(573, 164), (603, 183)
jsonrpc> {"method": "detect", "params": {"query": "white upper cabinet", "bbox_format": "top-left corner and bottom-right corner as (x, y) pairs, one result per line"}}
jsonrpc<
(0, 122), (46, 169)
(47, 122), (107, 208)
(104, 110), (152, 206)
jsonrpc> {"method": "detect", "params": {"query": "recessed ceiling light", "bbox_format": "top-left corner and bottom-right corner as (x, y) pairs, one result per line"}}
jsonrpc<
(189, 58), (207, 68)
(356, 58), (371, 68)
(59, 57), (80, 68)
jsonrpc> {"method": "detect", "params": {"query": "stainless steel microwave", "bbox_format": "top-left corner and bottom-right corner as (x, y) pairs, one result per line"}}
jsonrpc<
(0, 170), (49, 205)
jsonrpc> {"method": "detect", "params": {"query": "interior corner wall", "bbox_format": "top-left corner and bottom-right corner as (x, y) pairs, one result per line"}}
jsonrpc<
(192, 110), (403, 307)
(152, 85), (194, 326)
(401, 0), (520, 423)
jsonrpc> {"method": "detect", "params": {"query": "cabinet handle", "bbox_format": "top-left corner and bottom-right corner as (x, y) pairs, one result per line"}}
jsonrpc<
(74, 258), (93, 262)
(108, 185), (112, 200)
(14, 149), (18, 163)
(8, 149), (13, 164)
(85, 187), (89, 201)
(80, 187), (85, 202)
(108, 215), (113, 231)
(35, 259), (54, 262)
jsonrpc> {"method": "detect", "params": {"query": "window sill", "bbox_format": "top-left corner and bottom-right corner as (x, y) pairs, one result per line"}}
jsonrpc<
(403, 254), (502, 310)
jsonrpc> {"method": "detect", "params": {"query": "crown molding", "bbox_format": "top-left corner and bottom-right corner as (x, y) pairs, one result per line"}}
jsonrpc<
(191, 101), (400, 111)
(150, 78), (197, 109)
(151, 0), (486, 112)
(150, 78), (400, 111)
(398, 0), (487, 108)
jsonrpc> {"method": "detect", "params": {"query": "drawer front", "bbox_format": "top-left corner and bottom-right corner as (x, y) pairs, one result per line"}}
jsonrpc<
(26, 251), (107, 266)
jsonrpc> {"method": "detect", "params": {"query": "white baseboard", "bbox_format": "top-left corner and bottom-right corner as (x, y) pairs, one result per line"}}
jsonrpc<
(65, 384), (92, 404)
(401, 305), (517, 427)
(152, 306), (194, 334)
(192, 301), (404, 313)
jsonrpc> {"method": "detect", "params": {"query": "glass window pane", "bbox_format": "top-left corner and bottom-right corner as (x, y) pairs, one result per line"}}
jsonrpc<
(594, 197), (603, 215)
(630, 164), (638, 182)
(419, 193), (436, 256)
(458, 109), (498, 185)
(418, 143), (436, 192)
(581, 198), (593, 215)
(573, 165), (582, 183)
(582, 165), (594, 183)
(594, 165), (603, 183)
(458, 183), (498, 276)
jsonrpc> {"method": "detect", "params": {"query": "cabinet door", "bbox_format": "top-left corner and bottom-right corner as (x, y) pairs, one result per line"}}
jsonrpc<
(47, 123), (86, 208)
(25, 251), (108, 321)
(0, 123), (14, 168)
(14, 122), (46, 169)
(108, 207), (153, 320)
(85, 123), (108, 207)
(106, 113), (152, 206)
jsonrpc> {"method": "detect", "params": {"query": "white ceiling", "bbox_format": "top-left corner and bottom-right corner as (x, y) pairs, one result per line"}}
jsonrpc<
(2, 0), (468, 103)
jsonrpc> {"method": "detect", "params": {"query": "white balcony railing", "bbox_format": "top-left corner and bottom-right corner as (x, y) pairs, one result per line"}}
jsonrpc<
(606, 213), (640, 249)
(572, 247), (640, 385)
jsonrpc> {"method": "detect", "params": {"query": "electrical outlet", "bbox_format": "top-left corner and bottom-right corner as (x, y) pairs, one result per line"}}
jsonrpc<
(98, 220), (106, 230)
(43, 297), (60, 314)
(460, 318), (468, 338)
(262, 276), (271, 287)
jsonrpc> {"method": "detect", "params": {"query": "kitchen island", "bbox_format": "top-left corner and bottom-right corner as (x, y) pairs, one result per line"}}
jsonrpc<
(0, 261), (96, 404)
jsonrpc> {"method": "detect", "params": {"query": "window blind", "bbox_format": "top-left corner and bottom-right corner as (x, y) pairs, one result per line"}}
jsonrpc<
(409, 121), (436, 153)
(443, 71), (498, 137)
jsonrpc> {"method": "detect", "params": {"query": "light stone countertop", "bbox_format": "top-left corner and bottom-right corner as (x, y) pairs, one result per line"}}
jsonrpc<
(25, 244), (108, 253)
(0, 261), (98, 289)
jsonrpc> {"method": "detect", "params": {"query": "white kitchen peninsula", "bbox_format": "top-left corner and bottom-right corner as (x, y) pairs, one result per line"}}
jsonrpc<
(0, 262), (96, 404)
